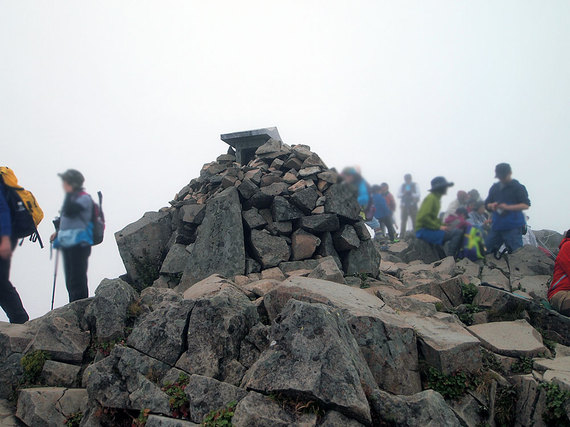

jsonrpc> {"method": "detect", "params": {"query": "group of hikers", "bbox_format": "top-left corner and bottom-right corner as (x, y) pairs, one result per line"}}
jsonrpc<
(0, 168), (101, 324)
(341, 163), (569, 317)
(0, 163), (568, 324)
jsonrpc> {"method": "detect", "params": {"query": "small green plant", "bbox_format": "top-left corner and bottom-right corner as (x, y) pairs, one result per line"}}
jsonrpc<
(21, 350), (49, 384)
(481, 349), (504, 374)
(162, 374), (190, 419)
(539, 382), (570, 426)
(511, 357), (533, 374)
(202, 401), (237, 426)
(422, 366), (480, 400)
(268, 393), (325, 418)
(434, 302), (445, 312)
(127, 299), (144, 321)
(461, 283), (479, 305)
(65, 412), (83, 427)
(537, 329), (558, 357)
(493, 385), (517, 427)
(133, 408), (150, 426)
(90, 339), (125, 358)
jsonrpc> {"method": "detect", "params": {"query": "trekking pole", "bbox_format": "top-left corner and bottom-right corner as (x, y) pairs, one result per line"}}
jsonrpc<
(51, 247), (59, 311)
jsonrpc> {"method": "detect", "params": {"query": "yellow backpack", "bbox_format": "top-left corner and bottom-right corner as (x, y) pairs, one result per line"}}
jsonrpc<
(0, 167), (44, 247)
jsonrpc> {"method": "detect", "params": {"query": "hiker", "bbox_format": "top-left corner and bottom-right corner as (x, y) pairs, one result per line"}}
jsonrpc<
(398, 174), (420, 237)
(467, 189), (482, 211)
(342, 167), (375, 221)
(380, 183), (397, 214)
(468, 201), (491, 231)
(372, 185), (398, 242)
(444, 190), (469, 221)
(51, 170), (94, 303)
(415, 177), (463, 257)
(485, 163), (530, 255)
(0, 170), (30, 324)
(444, 207), (470, 231)
(548, 230), (570, 316)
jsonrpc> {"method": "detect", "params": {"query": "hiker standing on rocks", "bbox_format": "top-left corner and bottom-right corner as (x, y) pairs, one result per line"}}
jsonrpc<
(398, 174), (420, 237)
(51, 170), (93, 302)
(485, 163), (530, 255)
(415, 177), (463, 257)
(548, 230), (570, 316)
(372, 185), (398, 243)
(0, 171), (29, 324)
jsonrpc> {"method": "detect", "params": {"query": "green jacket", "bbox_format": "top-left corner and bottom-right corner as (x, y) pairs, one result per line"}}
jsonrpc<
(415, 192), (443, 231)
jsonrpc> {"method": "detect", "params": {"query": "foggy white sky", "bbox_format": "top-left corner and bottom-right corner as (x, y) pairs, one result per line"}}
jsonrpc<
(1, 1), (569, 321)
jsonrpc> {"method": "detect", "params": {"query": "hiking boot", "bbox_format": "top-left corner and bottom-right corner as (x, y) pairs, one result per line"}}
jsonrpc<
(392, 238), (400, 243)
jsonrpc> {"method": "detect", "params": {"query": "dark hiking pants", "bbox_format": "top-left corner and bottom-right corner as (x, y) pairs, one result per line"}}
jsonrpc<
(62, 245), (91, 303)
(0, 242), (29, 324)
(379, 215), (397, 241)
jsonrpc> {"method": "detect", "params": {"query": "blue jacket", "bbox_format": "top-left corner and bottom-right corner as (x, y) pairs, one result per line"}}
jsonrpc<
(357, 179), (370, 209)
(54, 191), (94, 248)
(372, 194), (391, 219)
(0, 183), (12, 237)
(485, 179), (530, 231)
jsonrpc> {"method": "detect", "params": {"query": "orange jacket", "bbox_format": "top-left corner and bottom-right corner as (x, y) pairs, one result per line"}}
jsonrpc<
(548, 238), (570, 300)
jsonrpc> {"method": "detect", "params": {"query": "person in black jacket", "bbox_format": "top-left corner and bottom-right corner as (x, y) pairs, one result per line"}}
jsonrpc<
(0, 178), (29, 324)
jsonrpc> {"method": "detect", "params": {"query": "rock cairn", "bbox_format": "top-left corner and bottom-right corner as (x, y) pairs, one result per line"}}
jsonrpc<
(116, 139), (381, 291)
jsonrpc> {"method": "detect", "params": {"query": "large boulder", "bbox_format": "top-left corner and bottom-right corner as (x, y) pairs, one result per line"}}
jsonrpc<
(232, 391), (318, 427)
(179, 187), (245, 287)
(241, 300), (375, 424)
(399, 237), (444, 264)
(26, 302), (91, 364)
(85, 345), (171, 413)
(115, 210), (172, 284)
(507, 245), (555, 278)
(249, 229), (290, 269)
(127, 299), (194, 365)
(185, 375), (248, 424)
(176, 285), (259, 385)
(264, 277), (421, 395)
(405, 312), (481, 375)
(16, 387), (87, 427)
(324, 183), (360, 221)
(84, 278), (138, 342)
(343, 239), (381, 278)
(370, 389), (460, 427)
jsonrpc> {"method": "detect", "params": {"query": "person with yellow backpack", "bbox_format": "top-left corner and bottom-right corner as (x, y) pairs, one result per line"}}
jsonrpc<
(0, 167), (45, 324)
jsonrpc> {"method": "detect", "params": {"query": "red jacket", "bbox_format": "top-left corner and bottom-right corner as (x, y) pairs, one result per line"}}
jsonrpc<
(548, 238), (570, 300)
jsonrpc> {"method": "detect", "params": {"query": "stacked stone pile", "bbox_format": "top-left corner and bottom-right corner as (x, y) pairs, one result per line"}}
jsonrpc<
(116, 139), (381, 292)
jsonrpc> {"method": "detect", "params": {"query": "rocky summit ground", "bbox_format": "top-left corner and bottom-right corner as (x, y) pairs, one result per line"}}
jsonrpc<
(0, 140), (569, 427)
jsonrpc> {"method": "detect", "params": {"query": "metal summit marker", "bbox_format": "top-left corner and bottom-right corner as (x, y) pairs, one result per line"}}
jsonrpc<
(220, 127), (282, 165)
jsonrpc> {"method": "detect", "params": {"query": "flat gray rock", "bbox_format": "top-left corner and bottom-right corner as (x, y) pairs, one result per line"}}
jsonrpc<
(467, 319), (547, 358)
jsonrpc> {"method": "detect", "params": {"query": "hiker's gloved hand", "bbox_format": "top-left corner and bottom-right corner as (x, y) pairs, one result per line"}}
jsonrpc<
(50, 233), (57, 243)
(0, 236), (12, 260)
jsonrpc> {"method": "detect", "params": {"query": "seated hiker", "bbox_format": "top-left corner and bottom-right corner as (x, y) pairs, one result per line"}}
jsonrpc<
(548, 230), (570, 316)
(468, 201), (491, 230)
(416, 177), (463, 257)
(444, 207), (469, 231)
(485, 163), (530, 255)
(372, 185), (398, 242)
(444, 190), (469, 221)
(467, 189), (482, 210)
